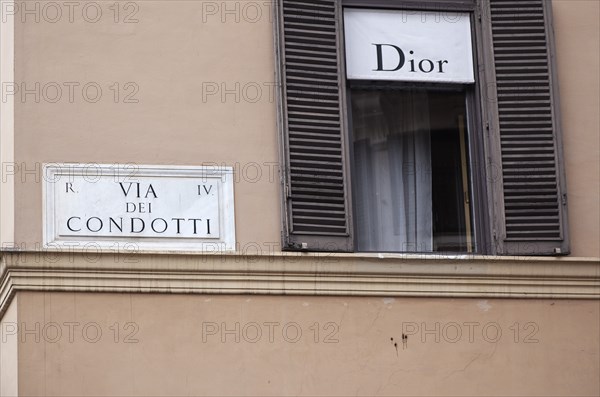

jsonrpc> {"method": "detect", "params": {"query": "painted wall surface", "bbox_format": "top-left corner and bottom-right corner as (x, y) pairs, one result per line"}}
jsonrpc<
(552, 0), (600, 257)
(10, 1), (600, 257)
(0, 298), (18, 397)
(12, 291), (600, 396)
(4, 2), (599, 396)
(13, 1), (281, 250)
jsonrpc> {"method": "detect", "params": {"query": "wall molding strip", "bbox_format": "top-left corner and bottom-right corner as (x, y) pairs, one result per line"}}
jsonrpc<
(1, 251), (599, 314)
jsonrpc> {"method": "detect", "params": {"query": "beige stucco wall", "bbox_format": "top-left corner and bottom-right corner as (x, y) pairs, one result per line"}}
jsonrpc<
(9, 0), (599, 257)
(10, 291), (599, 396)
(13, 1), (281, 249)
(3, 3), (599, 396)
(0, 297), (18, 397)
(552, 0), (600, 257)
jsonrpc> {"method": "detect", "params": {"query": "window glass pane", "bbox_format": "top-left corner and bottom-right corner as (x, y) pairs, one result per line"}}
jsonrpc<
(351, 87), (474, 252)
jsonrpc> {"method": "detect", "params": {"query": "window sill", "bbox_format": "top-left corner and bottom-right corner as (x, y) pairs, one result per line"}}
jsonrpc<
(1, 250), (599, 315)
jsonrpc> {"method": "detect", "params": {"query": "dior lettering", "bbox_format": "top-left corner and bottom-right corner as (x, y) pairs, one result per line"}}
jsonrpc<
(372, 44), (448, 74)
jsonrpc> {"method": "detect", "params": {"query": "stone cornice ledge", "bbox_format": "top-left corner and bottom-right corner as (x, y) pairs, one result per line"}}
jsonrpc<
(1, 251), (599, 314)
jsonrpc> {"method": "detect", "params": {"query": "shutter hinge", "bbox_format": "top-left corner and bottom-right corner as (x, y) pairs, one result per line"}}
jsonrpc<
(562, 193), (568, 206)
(485, 121), (490, 132)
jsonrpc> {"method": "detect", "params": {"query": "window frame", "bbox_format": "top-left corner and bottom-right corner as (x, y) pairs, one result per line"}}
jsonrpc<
(341, 0), (492, 254)
(345, 84), (487, 254)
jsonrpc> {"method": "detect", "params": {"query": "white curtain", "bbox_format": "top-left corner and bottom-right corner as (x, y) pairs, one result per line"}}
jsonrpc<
(353, 89), (433, 252)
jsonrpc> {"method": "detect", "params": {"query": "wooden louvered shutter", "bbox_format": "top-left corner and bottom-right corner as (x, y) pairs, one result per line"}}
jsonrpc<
(486, 0), (569, 255)
(275, 0), (353, 251)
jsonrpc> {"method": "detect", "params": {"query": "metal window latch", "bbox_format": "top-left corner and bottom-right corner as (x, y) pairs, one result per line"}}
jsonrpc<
(288, 242), (308, 250)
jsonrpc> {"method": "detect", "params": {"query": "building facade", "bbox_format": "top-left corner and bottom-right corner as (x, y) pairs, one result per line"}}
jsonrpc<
(0, 0), (599, 395)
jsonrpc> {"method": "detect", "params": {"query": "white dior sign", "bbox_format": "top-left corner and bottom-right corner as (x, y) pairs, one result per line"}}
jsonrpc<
(43, 164), (235, 251)
(344, 9), (475, 83)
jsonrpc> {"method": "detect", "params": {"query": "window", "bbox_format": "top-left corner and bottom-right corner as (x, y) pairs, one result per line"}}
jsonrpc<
(344, 7), (477, 253)
(275, 0), (569, 255)
(351, 86), (474, 253)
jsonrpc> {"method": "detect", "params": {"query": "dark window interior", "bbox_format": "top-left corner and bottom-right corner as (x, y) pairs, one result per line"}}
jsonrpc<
(429, 91), (473, 252)
(350, 86), (474, 252)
